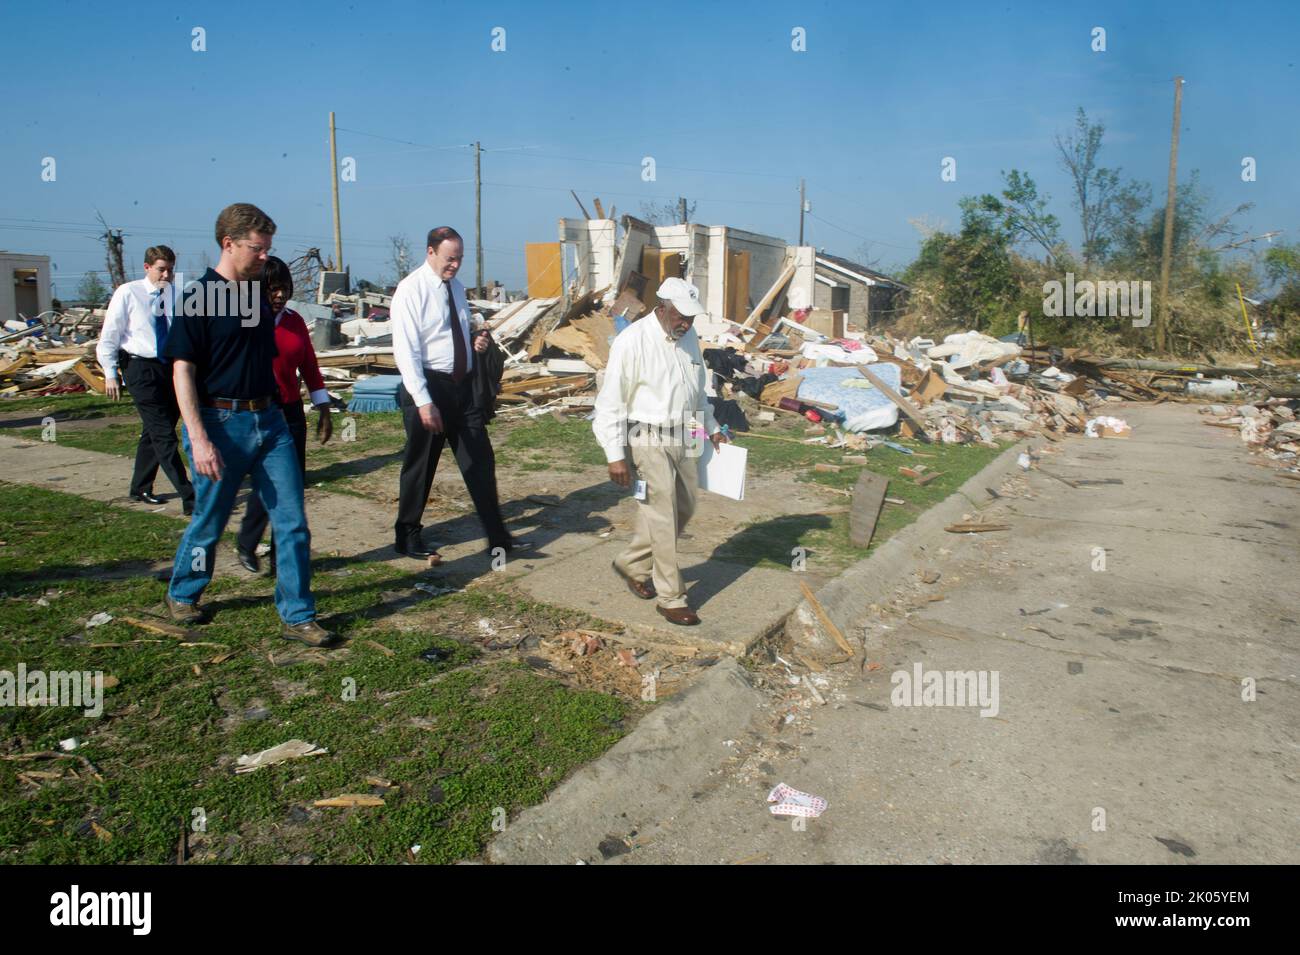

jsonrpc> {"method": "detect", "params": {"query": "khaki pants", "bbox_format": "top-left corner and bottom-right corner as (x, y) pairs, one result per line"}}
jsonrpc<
(617, 442), (698, 609)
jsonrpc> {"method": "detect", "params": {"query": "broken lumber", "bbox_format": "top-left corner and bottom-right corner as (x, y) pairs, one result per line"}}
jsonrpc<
(848, 471), (887, 548)
(856, 366), (931, 441)
(798, 582), (855, 657)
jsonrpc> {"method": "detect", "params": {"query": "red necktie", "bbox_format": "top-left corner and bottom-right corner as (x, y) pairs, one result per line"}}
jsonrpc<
(446, 282), (467, 382)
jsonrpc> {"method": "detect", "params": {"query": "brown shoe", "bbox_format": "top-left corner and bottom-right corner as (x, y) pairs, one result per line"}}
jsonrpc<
(165, 593), (204, 625)
(612, 562), (656, 600)
(656, 605), (700, 626)
(282, 620), (340, 648)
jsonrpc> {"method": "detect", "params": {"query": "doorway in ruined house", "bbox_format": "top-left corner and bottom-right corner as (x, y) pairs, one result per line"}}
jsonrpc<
(13, 268), (39, 320)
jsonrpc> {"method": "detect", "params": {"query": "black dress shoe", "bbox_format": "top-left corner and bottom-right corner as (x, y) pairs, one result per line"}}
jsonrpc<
(236, 548), (260, 574)
(182, 500), (194, 517)
(395, 536), (435, 559)
(497, 537), (534, 553)
(130, 492), (165, 506)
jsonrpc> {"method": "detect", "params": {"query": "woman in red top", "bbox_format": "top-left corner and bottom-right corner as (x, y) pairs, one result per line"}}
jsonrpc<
(236, 257), (333, 573)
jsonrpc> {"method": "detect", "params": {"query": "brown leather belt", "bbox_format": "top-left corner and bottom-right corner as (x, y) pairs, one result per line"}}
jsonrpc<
(204, 396), (276, 411)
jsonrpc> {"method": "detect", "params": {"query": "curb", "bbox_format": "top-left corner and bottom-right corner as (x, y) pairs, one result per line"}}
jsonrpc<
(487, 657), (764, 864)
(786, 437), (1033, 660)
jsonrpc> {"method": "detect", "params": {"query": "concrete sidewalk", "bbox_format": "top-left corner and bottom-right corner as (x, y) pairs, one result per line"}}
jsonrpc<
(494, 402), (1300, 864)
(0, 428), (823, 648)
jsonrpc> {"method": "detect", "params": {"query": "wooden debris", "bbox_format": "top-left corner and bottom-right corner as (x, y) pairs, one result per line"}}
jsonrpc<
(313, 794), (386, 808)
(798, 581), (855, 657)
(849, 471), (888, 548)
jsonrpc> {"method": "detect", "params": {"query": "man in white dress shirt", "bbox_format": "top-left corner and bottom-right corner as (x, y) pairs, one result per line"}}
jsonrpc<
(96, 245), (195, 515)
(391, 226), (515, 560)
(593, 277), (728, 626)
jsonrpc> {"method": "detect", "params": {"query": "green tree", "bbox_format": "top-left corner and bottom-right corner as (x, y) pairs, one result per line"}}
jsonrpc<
(76, 273), (109, 307)
(1054, 108), (1150, 267)
(965, 170), (1064, 265)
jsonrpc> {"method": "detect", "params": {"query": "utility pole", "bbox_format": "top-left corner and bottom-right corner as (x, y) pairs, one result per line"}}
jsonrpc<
(475, 141), (483, 297)
(678, 196), (687, 225)
(799, 179), (806, 246)
(329, 111), (343, 272)
(1156, 76), (1183, 353)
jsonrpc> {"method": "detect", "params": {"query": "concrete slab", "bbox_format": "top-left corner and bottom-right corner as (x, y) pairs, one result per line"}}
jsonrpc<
(516, 537), (805, 654)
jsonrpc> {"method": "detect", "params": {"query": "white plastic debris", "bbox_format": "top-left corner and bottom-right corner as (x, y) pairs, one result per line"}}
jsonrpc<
(86, 612), (114, 629)
(767, 783), (828, 818)
(235, 739), (328, 774)
(1085, 416), (1131, 438)
(1017, 452), (1032, 470)
(58, 738), (79, 751)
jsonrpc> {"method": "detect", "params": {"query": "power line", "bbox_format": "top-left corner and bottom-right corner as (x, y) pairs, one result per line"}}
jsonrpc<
(805, 211), (917, 250)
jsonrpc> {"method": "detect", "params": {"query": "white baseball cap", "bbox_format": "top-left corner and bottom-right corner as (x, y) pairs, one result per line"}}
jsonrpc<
(656, 277), (705, 317)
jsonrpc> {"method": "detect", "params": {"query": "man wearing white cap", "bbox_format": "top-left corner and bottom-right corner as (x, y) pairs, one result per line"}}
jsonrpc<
(593, 277), (728, 626)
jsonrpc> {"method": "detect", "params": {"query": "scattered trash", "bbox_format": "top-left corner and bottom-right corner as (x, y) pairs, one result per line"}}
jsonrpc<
(1085, 416), (1131, 438)
(235, 739), (328, 774)
(313, 794), (385, 808)
(85, 612), (113, 628)
(767, 783), (828, 818)
(58, 737), (78, 752)
(418, 646), (453, 663)
(413, 582), (458, 597)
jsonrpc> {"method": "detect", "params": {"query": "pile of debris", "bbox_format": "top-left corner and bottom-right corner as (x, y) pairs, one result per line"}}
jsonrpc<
(0, 312), (108, 398)
(1198, 399), (1300, 469)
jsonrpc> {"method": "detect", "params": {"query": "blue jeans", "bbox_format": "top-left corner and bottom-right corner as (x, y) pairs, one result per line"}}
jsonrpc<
(168, 405), (316, 625)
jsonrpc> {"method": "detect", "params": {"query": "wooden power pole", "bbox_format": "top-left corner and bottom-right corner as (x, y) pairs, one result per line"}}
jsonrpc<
(799, 179), (806, 246)
(1156, 76), (1183, 353)
(329, 111), (343, 271)
(475, 141), (483, 297)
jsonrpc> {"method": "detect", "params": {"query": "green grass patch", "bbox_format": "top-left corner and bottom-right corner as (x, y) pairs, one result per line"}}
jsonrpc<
(718, 420), (1008, 571)
(0, 482), (626, 864)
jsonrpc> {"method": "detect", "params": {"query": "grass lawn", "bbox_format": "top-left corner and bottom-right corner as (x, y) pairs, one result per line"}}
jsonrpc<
(0, 482), (629, 864)
(718, 416), (1009, 570)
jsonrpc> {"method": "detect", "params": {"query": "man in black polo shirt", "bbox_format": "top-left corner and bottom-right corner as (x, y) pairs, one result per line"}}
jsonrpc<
(161, 202), (334, 647)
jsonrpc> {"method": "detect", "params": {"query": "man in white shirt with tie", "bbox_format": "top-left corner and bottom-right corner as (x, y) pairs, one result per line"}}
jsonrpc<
(96, 245), (195, 515)
(593, 277), (728, 626)
(391, 226), (515, 561)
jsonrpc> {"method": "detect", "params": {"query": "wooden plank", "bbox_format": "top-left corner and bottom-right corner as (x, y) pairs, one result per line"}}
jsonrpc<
(856, 365), (931, 441)
(499, 373), (590, 395)
(848, 471), (887, 548)
(71, 360), (107, 394)
(740, 263), (796, 330)
(525, 242), (563, 299)
(798, 582), (855, 657)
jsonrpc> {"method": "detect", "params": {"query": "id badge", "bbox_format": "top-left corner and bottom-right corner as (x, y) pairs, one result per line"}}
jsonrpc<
(633, 479), (648, 501)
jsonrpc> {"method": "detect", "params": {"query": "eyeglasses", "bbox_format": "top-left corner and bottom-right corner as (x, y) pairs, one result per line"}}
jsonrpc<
(236, 241), (273, 255)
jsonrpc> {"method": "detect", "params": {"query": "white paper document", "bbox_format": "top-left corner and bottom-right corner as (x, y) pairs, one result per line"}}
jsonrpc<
(698, 441), (747, 501)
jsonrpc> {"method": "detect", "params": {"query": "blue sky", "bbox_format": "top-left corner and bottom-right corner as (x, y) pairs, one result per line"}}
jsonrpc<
(2, 0), (1296, 296)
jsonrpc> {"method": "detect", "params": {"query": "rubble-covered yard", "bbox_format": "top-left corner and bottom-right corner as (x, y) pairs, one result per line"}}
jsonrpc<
(0, 482), (657, 864)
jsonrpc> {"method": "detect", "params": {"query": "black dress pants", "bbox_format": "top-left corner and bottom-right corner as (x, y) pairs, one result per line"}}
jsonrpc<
(236, 400), (308, 554)
(123, 354), (194, 507)
(396, 370), (509, 548)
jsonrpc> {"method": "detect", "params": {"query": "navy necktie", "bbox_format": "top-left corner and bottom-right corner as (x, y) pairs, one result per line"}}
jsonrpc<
(151, 288), (170, 358)
(446, 282), (467, 382)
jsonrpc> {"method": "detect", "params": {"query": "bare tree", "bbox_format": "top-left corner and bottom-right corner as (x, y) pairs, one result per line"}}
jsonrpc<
(287, 248), (325, 302)
(94, 211), (127, 288)
(639, 197), (696, 225)
(386, 234), (413, 287)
